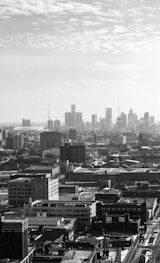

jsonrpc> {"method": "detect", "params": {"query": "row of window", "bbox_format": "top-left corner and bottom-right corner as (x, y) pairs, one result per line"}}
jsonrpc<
(101, 207), (142, 212)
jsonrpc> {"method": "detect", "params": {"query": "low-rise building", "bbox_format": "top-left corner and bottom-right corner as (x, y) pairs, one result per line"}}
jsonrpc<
(24, 199), (97, 230)
(96, 199), (147, 225)
(95, 188), (121, 203)
(91, 214), (141, 235)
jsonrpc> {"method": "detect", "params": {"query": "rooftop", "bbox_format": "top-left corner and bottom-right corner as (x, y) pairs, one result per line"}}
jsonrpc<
(1, 216), (28, 224)
(9, 177), (32, 183)
(73, 167), (158, 175)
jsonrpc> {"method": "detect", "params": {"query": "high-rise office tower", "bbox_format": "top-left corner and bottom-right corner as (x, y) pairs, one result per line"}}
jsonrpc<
(68, 128), (77, 141)
(91, 114), (97, 128)
(143, 112), (150, 131)
(54, 119), (61, 131)
(150, 116), (155, 125)
(71, 104), (76, 127)
(144, 112), (149, 123)
(65, 112), (72, 128)
(105, 108), (112, 131)
(48, 119), (54, 130)
(22, 118), (31, 127)
(128, 108), (137, 131)
(13, 134), (24, 150)
(117, 112), (127, 132)
(76, 112), (83, 129)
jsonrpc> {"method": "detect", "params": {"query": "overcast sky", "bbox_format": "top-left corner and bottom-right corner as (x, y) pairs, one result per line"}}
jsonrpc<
(1, 0), (160, 124)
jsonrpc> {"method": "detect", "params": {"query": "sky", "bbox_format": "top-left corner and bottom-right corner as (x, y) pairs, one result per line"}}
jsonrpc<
(1, 0), (160, 124)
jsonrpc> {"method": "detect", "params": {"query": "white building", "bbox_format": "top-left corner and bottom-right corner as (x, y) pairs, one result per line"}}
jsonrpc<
(24, 199), (97, 230)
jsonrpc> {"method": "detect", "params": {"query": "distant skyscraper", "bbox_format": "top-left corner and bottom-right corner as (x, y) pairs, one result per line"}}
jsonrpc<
(68, 128), (77, 141)
(71, 104), (76, 127)
(13, 134), (24, 150)
(54, 119), (61, 131)
(48, 119), (54, 130)
(144, 112), (149, 123)
(105, 108), (112, 131)
(117, 112), (127, 132)
(76, 112), (83, 129)
(91, 114), (97, 128)
(150, 116), (155, 125)
(128, 109), (137, 131)
(143, 112), (150, 131)
(22, 118), (30, 127)
(65, 112), (72, 128)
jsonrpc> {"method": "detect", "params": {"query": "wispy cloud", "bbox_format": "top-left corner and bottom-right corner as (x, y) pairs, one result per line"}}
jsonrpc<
(0, 0), (160, 54)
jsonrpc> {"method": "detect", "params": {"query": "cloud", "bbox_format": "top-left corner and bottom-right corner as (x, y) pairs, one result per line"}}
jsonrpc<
(86, 61), (138, 71)
(0, 0), (160, 54)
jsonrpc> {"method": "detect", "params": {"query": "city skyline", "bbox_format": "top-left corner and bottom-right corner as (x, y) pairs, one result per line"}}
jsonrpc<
(0, 105), (157, 127)
(1, 0), (160, 122)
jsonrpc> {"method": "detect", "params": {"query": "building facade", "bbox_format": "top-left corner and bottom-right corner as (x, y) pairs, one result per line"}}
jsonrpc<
(96, 200), (147, 225)
(0, 217), (28, 260)
(40, 131), (62, 150)
(8, 174), (59, 206)
(60, 143), (86, 163)
(105, 108), (112, 131)
(13, 134), (24, 150)
(24, 200), (97, 230)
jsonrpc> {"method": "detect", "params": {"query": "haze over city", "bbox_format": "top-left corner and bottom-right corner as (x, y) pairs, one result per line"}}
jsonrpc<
(1, 0), (160, 123)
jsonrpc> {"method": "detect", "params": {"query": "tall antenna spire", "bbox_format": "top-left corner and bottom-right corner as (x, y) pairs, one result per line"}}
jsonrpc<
(118, 97), (120, 117)
(48, 101), (50, 120)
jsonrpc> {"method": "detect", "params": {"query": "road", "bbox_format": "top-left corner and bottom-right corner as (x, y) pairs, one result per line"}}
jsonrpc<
(132, 217), (160, 263)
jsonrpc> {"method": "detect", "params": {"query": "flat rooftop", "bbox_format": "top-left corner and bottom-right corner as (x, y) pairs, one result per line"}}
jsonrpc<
(1, 217), (27, 223)
(9, 177), (32, 183)
(73, 167), (158, 175)
(62, 249), (92, 263)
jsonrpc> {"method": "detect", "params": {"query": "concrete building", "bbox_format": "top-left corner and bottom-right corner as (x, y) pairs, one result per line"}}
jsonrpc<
(0, 217), (28, 260)
(13, 134), (24, 150)
(8, 174), (59, 206)
(24, 199), (97, 230)
(40, 131), (62, 150)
